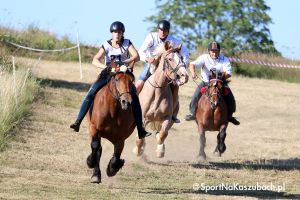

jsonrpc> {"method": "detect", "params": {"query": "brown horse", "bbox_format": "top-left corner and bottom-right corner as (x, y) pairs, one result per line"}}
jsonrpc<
(133, 41), (189, 158)
(87, 62), (135, 183)
(196, 69), (230, 161)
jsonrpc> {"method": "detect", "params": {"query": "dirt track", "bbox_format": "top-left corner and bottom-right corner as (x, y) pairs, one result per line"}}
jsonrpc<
(0, 59), (299, 199)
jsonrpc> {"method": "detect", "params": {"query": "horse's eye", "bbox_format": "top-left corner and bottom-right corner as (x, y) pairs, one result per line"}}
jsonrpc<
(115, 78), (119, 82)
(168, 58), (173, 61)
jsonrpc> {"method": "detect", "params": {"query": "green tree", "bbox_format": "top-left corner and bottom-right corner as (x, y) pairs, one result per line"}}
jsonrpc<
(146, 0), (279, 55)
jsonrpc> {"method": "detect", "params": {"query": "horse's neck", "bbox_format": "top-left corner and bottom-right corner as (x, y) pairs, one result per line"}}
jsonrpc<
(153, 58), (169, 87)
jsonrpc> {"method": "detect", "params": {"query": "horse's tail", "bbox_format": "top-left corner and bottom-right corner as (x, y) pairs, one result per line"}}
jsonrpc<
(147, 121), (162, 132)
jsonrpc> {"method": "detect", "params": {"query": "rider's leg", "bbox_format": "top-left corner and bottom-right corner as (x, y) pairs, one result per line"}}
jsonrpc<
(185, 81), (205, 121)
(131, 85), (152, 139)
(170, 84), (180, 123)
(223, 88), (240, 125)
(70, 79), (108, 132)
(136, 63), (151, 94)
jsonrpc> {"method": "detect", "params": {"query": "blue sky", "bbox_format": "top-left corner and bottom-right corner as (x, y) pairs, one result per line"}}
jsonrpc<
(1, 0), (299, 60)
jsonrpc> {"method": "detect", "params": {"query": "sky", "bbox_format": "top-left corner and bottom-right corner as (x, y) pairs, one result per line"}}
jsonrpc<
(1, 0), (299, 60)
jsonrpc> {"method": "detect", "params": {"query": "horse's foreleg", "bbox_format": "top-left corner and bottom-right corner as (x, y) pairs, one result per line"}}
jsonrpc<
(214, 126), (227, 156)
(198, 124), (206, 161)
(87, 136), (102, 183)
(106, 140), (125, 177)
(156, 119), (171, 158)
(133, 138), (145, 156)
(218, 128), (227, 154)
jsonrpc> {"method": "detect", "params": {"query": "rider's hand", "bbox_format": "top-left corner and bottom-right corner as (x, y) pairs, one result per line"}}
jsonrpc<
(191, 72), (198, 80)
(147, 57), (156, 64)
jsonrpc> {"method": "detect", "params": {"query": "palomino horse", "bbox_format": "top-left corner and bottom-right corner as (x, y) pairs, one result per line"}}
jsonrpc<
(87, 62), (135, 183)
(133, 41), (189, 158)
(196, 69), (230, 161)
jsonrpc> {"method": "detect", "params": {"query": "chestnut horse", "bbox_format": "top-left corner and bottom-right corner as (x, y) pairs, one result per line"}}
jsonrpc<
(196, 69), (230, 161)
(87, 63), (135, 183)
(133, 41), (189, 158)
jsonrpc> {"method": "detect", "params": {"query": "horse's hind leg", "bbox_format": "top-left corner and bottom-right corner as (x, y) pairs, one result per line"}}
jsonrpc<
(198, 125), (206, 161)
(87, 136), (102, 183)
(107, 140), (125, 177)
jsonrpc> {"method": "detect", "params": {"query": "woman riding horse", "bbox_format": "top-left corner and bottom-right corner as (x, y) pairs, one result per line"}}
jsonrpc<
(70, 21), (151, 139)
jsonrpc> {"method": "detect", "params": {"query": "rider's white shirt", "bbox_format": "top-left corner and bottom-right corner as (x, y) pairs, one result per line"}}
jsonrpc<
(139, 32), (189, 65)
(191, 53), (232, 82)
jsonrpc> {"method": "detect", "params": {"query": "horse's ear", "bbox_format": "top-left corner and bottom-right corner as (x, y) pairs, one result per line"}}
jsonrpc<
(164, 41), (171, 50)
(178, 44), (182, 51)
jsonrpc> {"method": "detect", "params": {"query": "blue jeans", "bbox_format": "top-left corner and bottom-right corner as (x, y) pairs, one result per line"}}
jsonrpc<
(138, 63), (151, 81)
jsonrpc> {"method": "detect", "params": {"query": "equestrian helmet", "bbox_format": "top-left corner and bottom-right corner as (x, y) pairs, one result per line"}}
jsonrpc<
(110, 21), (125, 33)
(157, 20), (171, 31)
(208, 41), (221, 51)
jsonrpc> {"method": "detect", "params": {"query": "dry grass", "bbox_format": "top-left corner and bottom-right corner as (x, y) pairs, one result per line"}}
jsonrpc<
(0, 58), (299, 199)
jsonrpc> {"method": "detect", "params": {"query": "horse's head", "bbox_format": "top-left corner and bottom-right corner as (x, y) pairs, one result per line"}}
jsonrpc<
(206, 79), (223, 110)
(110, 62), (135, 110)
(156, 41), (189, 86)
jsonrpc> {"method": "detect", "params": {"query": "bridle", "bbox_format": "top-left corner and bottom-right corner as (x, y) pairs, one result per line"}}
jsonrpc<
(206, 79), (223, 110)
(108, 72), (133, 101)
(148, 49), (186, 88)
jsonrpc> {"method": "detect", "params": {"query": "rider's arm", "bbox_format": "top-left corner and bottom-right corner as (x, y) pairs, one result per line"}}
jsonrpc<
(222, 56), (233, 80)
(189, 63), (197, 79)
(92, 47), (107, 69)
(139, 33), (155, 63)
(123, 44), (140, 67)
(189, 54), (205, 79)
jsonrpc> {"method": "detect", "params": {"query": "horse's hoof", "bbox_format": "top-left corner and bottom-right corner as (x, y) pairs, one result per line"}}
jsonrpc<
(90, 175), (101, 184)
(133, 146), (144, 156)
(106, 157), (125, 177)
(213, 150), (221, 157)
(156, 144), (165, 158)
(198, 154), (206, 161)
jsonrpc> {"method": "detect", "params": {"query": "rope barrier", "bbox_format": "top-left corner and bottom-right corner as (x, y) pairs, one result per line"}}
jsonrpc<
(5, 41), (78, 52)
(229, 57), (300, 69)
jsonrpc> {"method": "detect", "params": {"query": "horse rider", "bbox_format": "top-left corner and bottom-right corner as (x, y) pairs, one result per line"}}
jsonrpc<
(70, 21), (151, 139)
(185, 41), (240, 125)
(135, 19), (189, 123)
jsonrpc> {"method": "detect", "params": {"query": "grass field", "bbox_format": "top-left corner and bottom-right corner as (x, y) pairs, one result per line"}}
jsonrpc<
(0, 58), (299, 199)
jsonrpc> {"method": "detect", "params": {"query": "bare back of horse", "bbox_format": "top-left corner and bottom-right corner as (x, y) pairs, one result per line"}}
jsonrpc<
(196, 70), (229, 160)
(134, 41), (189, 158)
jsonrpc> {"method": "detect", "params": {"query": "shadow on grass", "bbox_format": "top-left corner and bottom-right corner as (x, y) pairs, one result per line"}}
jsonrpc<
(37, 78), (91, 91)
(190, 158), (300, 171)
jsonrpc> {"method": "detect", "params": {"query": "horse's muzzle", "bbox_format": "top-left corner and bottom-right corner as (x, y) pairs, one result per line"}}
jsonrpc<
(120, 99), (132, 110)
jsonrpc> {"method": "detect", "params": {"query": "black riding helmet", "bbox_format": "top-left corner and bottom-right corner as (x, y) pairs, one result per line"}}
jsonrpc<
(110, 21), (125, 33)
(157, 20), (171, 31)
(208, 41), (221, 51)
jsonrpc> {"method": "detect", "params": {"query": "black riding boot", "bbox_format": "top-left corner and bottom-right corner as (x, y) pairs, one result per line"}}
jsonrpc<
(70, 79), (108, 132)
(223, 88), (240, 125)
(131, 86), (152, 139)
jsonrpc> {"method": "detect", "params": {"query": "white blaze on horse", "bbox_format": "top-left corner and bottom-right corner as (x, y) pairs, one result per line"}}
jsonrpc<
(133, 41), (189, 158)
